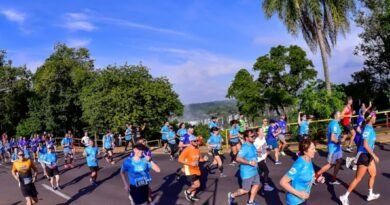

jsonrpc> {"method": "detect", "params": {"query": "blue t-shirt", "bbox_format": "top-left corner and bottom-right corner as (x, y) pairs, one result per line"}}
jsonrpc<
(161, 126), (169, 140)
(207, 134), (223, 150)
(177, 128), (187, 137)
(121, 157), (152, 186)
(299, 120), (309, 135)
(167, 131), (176, 144)
(358, 125), (376, 154)
(237, 143), (258, 179)
(327, 120), (341, 153)
(103, 134), (114, 149)
(180, 133), (192, 145)
(355, 115), (365, 144)
(85, 146), (99, 167)
(229, 126), (240, 143)
(44, 152), (58, 167)
(38, 145), (47, 161)
(61, 137), (72, 153)
(278, 120), (287, 134)
(286, 156), (315, 205)
(23, 148), (31, 159)
(267, 124), (279, 142)
(208, 121), (218, 129)
(125, 128), (132, 141)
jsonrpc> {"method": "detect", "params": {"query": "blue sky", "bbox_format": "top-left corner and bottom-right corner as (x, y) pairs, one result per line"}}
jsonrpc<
(0, 0), (363, 104)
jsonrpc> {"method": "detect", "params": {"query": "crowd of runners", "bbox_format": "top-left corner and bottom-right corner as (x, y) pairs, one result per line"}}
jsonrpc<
(0, 97), (383, 205)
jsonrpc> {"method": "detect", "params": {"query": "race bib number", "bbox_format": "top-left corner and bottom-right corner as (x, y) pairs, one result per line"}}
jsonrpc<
(135, 178), (149, 187)
(23, 176), (32, 185)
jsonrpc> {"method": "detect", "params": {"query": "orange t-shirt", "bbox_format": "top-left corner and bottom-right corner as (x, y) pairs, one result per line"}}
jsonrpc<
(179, 146), (201, 176)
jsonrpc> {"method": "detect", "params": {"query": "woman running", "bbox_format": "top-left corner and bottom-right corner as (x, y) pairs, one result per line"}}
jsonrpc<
(206, 127), (226, 177)
(278, 114), (288, 156)
(177, 123), (187, 138)
(254, 127), (274, 191)
(84, 140), (99, 186)
(167, 126), (178, 160)
(297, 112), (311, 142)
(37, 141), (49, 179)
(160, 122), (170, 153)
(280, 139), (325, 205)
(267, 119), (282, 165)
(103, 129), (115, 165)
(339, 111), (380, 204)
(44, 145), (61, 190)
(341, 97), (356, 152)
(229, 120), (241, 165)
(61, 133), (74, 169)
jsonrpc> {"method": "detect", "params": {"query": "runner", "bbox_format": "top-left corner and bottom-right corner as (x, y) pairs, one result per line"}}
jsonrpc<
(267, 119), (282, 165)
(11, 147), (18, 163)
(178, 135), (208, 202)
(315, 111), (347, 185)
(37, 141), (49, 179)
(0, 139), (5, 164)
(341, 97), (356, 152)
(81, 131), (90, 148)
(228, 130), (260, 205)
(43, 145), (61, 190)
(297, 112), (311, 142)
(208, 116), (219, 131)
(160, 122), (170, 153)
(120, 143), (161, 205)
(30, 134), (40, 163)
(278, 114), (288, 156)
(167, 126), (178, 160)
(229, 120), (241, 166)
(103, 129), (115, 165)
(346, 101), (372, 171)
(254, 127), (274, 192)
(261, 118), (269, 134)
(176, 123), (187, 138)
(206, 127), (227, 177)
(175, 125), (194, 181)
(239, 114), (248, 133)
(11, 149), (39, 205)
(68, 130), (76, 159)
(339, 111), (380, 204)
(280, 139), (325, 205)
(61, 133), (74, 169)
(124, 124), (134, 151)
(83, 140), (99, 186)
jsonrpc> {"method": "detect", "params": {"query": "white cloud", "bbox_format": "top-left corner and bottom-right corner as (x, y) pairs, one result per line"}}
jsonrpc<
(62, 12), (96, 31)
(1, 9), (25, 24)
(67, 38), (92, 48)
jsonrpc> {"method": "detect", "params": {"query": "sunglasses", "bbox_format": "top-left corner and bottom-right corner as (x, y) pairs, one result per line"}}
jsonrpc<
(18, 154), (24, 156)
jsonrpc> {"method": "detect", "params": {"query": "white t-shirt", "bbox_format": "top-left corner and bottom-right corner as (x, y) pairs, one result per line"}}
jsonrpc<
(81, 136), (90, 146)
(254, 137), (268, 162)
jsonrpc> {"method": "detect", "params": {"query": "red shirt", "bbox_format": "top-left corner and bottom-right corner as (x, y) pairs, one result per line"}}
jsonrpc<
(342, 105), (352, 126)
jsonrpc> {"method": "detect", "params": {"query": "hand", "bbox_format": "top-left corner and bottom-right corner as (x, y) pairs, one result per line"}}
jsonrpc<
(32, 176), (37, 183)
(296, 191), (309, 200)
(203, 155), (209, 162)
(316, 175), (325, 184)
(373, 155), (379, 163)
(144, 155), (151, 162)
(124, 184), (130, 192)
(249, 160), (256, 167)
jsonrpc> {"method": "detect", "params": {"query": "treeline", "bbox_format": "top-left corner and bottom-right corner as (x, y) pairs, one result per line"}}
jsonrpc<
(0, 44), (183, 138)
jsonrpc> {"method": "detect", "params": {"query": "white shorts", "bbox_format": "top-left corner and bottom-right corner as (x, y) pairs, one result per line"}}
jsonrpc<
(327, 150), (343, 164)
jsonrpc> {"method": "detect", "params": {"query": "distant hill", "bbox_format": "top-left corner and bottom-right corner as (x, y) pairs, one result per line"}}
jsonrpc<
(181, 100), (238, 121)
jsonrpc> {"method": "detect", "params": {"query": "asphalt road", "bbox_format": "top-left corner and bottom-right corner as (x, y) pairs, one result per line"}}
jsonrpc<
(1, 143), (390, 205)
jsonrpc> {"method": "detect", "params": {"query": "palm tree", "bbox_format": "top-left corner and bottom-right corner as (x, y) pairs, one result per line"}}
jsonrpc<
(262, 0), (355, 95)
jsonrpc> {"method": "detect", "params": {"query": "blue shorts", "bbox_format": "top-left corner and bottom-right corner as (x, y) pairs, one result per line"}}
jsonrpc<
(267, 140), (278, 150)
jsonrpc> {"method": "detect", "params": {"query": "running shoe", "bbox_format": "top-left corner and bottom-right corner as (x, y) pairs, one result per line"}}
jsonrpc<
(56, 186), (62, 190)
(52, 186), (57, 190)
(190, 195), (200, 201)
(346, 146), (353, 153)
(246, 202), (259, 205)
(346, 157), (352, 169)
(367, 193), (380, 201)
(220, 173), (227, 178)
(275, 161), (282, 165)
(329, 180), (341, 185)
(280, 151), (286, 156)
(264, 184), (274, 192)
(169, 156), (173, 161)
(229, 162), (237, 166)
(339, 194), (349, 205)
(352, 165), (357, 171)
(228, 192), (234, 205)
(184, 190), (191, 201)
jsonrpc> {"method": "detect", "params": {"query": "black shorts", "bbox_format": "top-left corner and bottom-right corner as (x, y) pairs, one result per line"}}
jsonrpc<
(89, 166), (99, 172)
(186, 175), (200, 184)
(297, 134), (309, 142)
(357, 153), (373, 167)
(211, 149), (222, 156)
(20, 183), (38, 198)
(229, 141), (240, 146)
(343, 125), (352, 133)
(46, 166), (59, 177)
(104, 148), (113, 151)
(129, 185), (149, 205)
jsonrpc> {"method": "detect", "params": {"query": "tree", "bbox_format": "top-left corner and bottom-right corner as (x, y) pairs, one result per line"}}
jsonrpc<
(262, 0), (355, 95)
(80, 64), (183, 137)
(0, 50), (32, 135)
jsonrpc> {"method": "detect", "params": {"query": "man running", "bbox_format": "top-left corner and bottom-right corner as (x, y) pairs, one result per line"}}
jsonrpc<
(297, 112), (311, 142)
(228, 130), (260, 205)
(229, 120), (241, 165)
(315, 111), (347, 185)
(81, 131), (90, 148)
(277, 114), (288, 156)
(208, 116), (219, 131)
(12, 149), (39, 205)
(61, 133), (74, 169)
(83, 140), (99, 186)
(206, 127), (226, 177)
(254, 128), (274, 192)
(178, 135), (208, 202)
(175, 125), (194, 181)
(124, 124), (134, 151)
(267, 119), (282, 165)
(341, 97), (356, 152)
(167, 126), (178, 160)
(177, 123), (187, 138)
(43, 145), (61, 190)
(103, 129), (115, 165)
(160, 122), (170, 153)
(121, 143), (160, 205)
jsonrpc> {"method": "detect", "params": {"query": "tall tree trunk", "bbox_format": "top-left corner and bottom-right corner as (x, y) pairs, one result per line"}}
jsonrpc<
(317, 30), (332, 95)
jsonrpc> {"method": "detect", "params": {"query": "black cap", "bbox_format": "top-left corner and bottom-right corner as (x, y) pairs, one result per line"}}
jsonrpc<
(269, 119), (276, 124)
(187, 125), (195, 129)
(211, 127), (219, 132)
(133, 143), (147, 151)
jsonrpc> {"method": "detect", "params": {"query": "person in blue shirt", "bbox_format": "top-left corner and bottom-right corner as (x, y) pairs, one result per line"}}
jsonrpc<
(228, 130), (260, 205)
(30, 135), (40, 163)
(297, 112), (312, 142)
(124, 124), (134, 152)
(120, 143), (160, 205)
(37, 142), (49, 179)
(167, 126), (178, 160)
(315, 111), (347, 185)
(43, 145), (61, 190)
(23, 144), (32, 160)
(340, 112), (380, 204)
(267, 119), (282, 165)
(176, 123), (187, 138)
(0, 139), (5, 164)
(280, 139), (325, 205)
(61, 133), (74, 169)
(83, 140), (99, 186)
(103, 129), (115, 165)
(175, 125), (195, 181)
(160, 122), (170, 153)
(229, 120), (241, 165)
(10, 147), (18, 163)
(208, 116), (219, 132)
(206, 127), (226, 177)
(277, 114), (288, 156)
